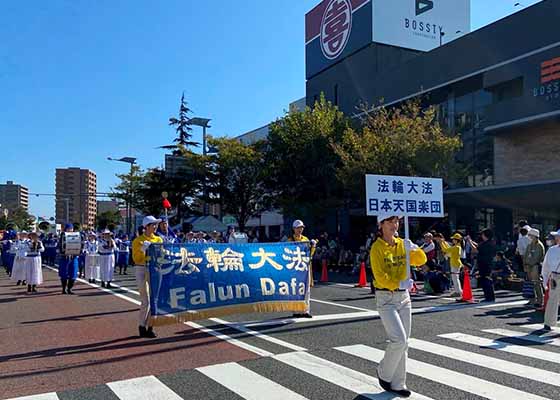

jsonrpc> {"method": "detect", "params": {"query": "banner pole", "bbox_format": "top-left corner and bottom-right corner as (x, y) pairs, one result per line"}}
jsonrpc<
(404, 215), (411, 278)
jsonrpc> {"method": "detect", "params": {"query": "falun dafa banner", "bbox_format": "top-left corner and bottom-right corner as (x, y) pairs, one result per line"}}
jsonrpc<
(146, 242), (311, 325)
(365, 174), (444, 218)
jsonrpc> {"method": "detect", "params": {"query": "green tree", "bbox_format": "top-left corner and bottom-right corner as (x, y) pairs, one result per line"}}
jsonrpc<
(0, 207), (35, 231)
(96, 210), (122, 231)
(332, 99), (463, 201)
(160, 93), (199, 155)
(208, 137), (271, 232)
(265, 95), (349, 219)
(110, 164), (144, 224)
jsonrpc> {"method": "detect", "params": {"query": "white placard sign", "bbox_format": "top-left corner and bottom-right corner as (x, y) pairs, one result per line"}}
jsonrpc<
(365, 174), (444, 218)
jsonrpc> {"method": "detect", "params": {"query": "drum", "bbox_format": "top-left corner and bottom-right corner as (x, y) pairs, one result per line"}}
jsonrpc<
(62, 232), (82, 256)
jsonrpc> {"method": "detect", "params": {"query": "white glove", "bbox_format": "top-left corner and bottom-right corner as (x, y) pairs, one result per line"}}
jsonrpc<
(141, 241), (151, 251)
(399, 278), (414, 291)
(310, 239), (318, 247)
(403, 239), (415, 251)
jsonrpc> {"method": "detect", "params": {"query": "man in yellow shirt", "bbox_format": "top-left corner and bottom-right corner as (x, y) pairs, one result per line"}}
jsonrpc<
(132, 215), (163, 339)
(370, 213), (426, 398)
(288, 219), (316, 318)
(436, 233), (463, 297)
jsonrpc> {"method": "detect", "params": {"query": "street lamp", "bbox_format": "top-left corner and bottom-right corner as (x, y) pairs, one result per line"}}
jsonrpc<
(189, 117), (212, 215)
(439, 30), (445, 46)
(108, 156), (137, 234)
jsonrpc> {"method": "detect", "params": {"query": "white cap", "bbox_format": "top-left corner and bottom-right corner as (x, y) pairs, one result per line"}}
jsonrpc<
(101, 228), (112, 235)
(142, 215), (161, 227)
(20, 230), (28, 234)
(528, 228), (540, 237)
(550, 229), (560, 236)
(377, 213), (403, 224)
(521, 225), (531, 231)
(292, 220), (305, 229)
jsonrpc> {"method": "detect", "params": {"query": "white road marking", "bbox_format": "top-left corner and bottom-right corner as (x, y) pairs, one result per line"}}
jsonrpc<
(4, 394), (60, 400)
(108, 375), (182, 400)
(439, 332), (560, 364)
(336, 344), (549, 400)
(198, 362), (309, 400)
(483, 328), (560, 347)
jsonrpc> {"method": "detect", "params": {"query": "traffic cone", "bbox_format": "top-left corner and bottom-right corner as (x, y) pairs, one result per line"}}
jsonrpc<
(459, 267), (475, 303)
(540, 281), (550, 312)
(320, 259), (329, 283)
(355, 262), (367, 287)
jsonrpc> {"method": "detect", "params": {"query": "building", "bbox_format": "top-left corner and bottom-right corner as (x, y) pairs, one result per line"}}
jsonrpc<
(0, 180), (29, 213)
(305, 0), (560, 239)
(55, 168), (97, 228)
(97, 200), (119, 214)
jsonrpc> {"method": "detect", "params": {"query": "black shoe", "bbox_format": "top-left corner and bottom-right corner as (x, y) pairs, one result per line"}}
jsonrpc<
(16, 280), (21, 286)
(106, 282), (112, 289)
(101, 282), (106, 288)
(145, 327), (157, 338)
(32, 286), (37, 293)
(139, 326), (147, 338)
(27, 285), (32, 293)
(377, 372), (392, 392)
(544, 325), (552, 331)
(67, 289), (74, 295)
(62, 288), (67, 294)
(393, 388), (412, 398)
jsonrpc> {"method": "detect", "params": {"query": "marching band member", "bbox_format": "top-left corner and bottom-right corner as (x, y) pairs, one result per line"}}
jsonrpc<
(11, 231), (29, 286)
(98, 229), (116, 288)
(44, 233), (58, 266)
(543, 229), (560, 331)
(58, 223), (80, 295)
(2, 230), (15, 276)
(371, 214), (427, 398)
(25, 231), (44, 293)
(132, 216), (163, 339)
(157, 218), (177, 244)
(84, 232), (99, 283)
(288, 219), (317, 318)
(116, 234), (131, 275)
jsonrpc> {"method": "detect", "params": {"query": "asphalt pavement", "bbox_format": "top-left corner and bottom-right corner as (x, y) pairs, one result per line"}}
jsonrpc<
(1, 266), (559, 400)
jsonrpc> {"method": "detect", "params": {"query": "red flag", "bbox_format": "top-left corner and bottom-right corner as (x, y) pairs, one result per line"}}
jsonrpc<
(162, 199), (172, 209)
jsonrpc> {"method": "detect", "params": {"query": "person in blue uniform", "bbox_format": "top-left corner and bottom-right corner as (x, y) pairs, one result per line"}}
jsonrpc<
(58, 223), (80, 294)
(156, 217), (178, 244)
(44, 233), (58, 266)
(116, 234), (131, 275)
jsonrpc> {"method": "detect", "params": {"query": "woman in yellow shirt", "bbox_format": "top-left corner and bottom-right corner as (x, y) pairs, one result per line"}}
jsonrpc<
(288, 219), (316, 318)
(436, 233), (463, 297)
(370, 214), (426, 398)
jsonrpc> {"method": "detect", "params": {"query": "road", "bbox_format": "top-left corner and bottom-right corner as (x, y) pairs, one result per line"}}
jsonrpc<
(1, 266), (559, 400)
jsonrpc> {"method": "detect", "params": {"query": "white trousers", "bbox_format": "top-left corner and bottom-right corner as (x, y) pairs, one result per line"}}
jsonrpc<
(11, 256), (27, 281)
(376, 290), (412, 391)
(545, 273), (560, 327)
(85, 254), (100, 280)
(99, 254), (115, 282)
(451, 266), (463, 295)
(135, 265), (151, 327)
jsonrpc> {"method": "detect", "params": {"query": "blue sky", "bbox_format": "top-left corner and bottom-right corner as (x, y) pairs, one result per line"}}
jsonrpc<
(0, 0), (543, 219)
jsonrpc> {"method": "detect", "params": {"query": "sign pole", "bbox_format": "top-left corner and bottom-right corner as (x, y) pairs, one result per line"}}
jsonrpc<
(404, 215), (411, 278)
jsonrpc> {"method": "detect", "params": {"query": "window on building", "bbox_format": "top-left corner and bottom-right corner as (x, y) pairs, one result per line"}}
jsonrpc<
(487, 77), (524, 103)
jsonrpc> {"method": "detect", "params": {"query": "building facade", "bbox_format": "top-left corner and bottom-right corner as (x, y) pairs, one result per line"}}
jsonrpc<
(55, 168), (97, 228)
(305, 0), (560, 239)
(0, 180), (29, 213)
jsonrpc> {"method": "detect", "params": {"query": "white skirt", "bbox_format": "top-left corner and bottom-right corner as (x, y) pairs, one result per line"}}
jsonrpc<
(11, 256), (27, 281)
(99, 254), (115, 282)
(25, 256), (43, 285)
(85, 254), (100, 280)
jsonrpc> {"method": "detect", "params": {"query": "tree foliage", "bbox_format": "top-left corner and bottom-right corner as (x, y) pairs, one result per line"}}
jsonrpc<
(208, 137), (271, 231)
(265, 95), (349, 218)
(160, 93), (199, 155)
(0, 207), (35, 231)
(96, 210), (122, 231)
(332, 100), (463, 202)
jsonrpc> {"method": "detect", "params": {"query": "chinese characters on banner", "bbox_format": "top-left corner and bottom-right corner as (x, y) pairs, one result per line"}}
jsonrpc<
(365, 174), (444, 218)
(146, 242), (311, 326)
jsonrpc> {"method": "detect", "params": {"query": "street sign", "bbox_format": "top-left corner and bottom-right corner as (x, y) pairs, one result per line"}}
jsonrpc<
(365, 174), (444, 218)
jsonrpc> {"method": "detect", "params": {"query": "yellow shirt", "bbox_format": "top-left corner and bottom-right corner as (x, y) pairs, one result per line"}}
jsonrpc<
(370, 237), (427, 291)
(440, 241), (462, 268)
(288, 234), (316, 257)
(132, 233), (163, 266)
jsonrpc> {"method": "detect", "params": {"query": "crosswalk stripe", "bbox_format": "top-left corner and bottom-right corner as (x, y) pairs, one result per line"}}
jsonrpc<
(519, 323), (559, 331)
(483, 328), (560, 347)
(408, 337), (560, 387)
(336, 344), (549, 400)
(4, 394), (59, 400)
(439, 332), (560, 364)
(107, 375), (183, 400)
(197, 362), (309, 400)
(274, 351), (433, 399)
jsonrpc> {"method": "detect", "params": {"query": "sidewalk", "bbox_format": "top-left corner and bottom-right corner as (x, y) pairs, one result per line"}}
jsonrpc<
(0, 268), (257, 399)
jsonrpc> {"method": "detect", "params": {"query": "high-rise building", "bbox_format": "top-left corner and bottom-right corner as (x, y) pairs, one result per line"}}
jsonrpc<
(0, 181), (29, 213)
(55, 168), (97, 228)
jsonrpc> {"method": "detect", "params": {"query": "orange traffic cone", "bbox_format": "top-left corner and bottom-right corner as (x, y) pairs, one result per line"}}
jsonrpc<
(355, 262), (367, 287)
(540, 281), (550, 312)
(320, 259), (329, 283)
(459, 267), (475, 303)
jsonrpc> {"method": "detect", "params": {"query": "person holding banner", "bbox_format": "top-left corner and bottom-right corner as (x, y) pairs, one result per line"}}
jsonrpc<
(371, 214), (427, 398)
(132, 215), (163, 339)
(288, 219), (316, 318)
